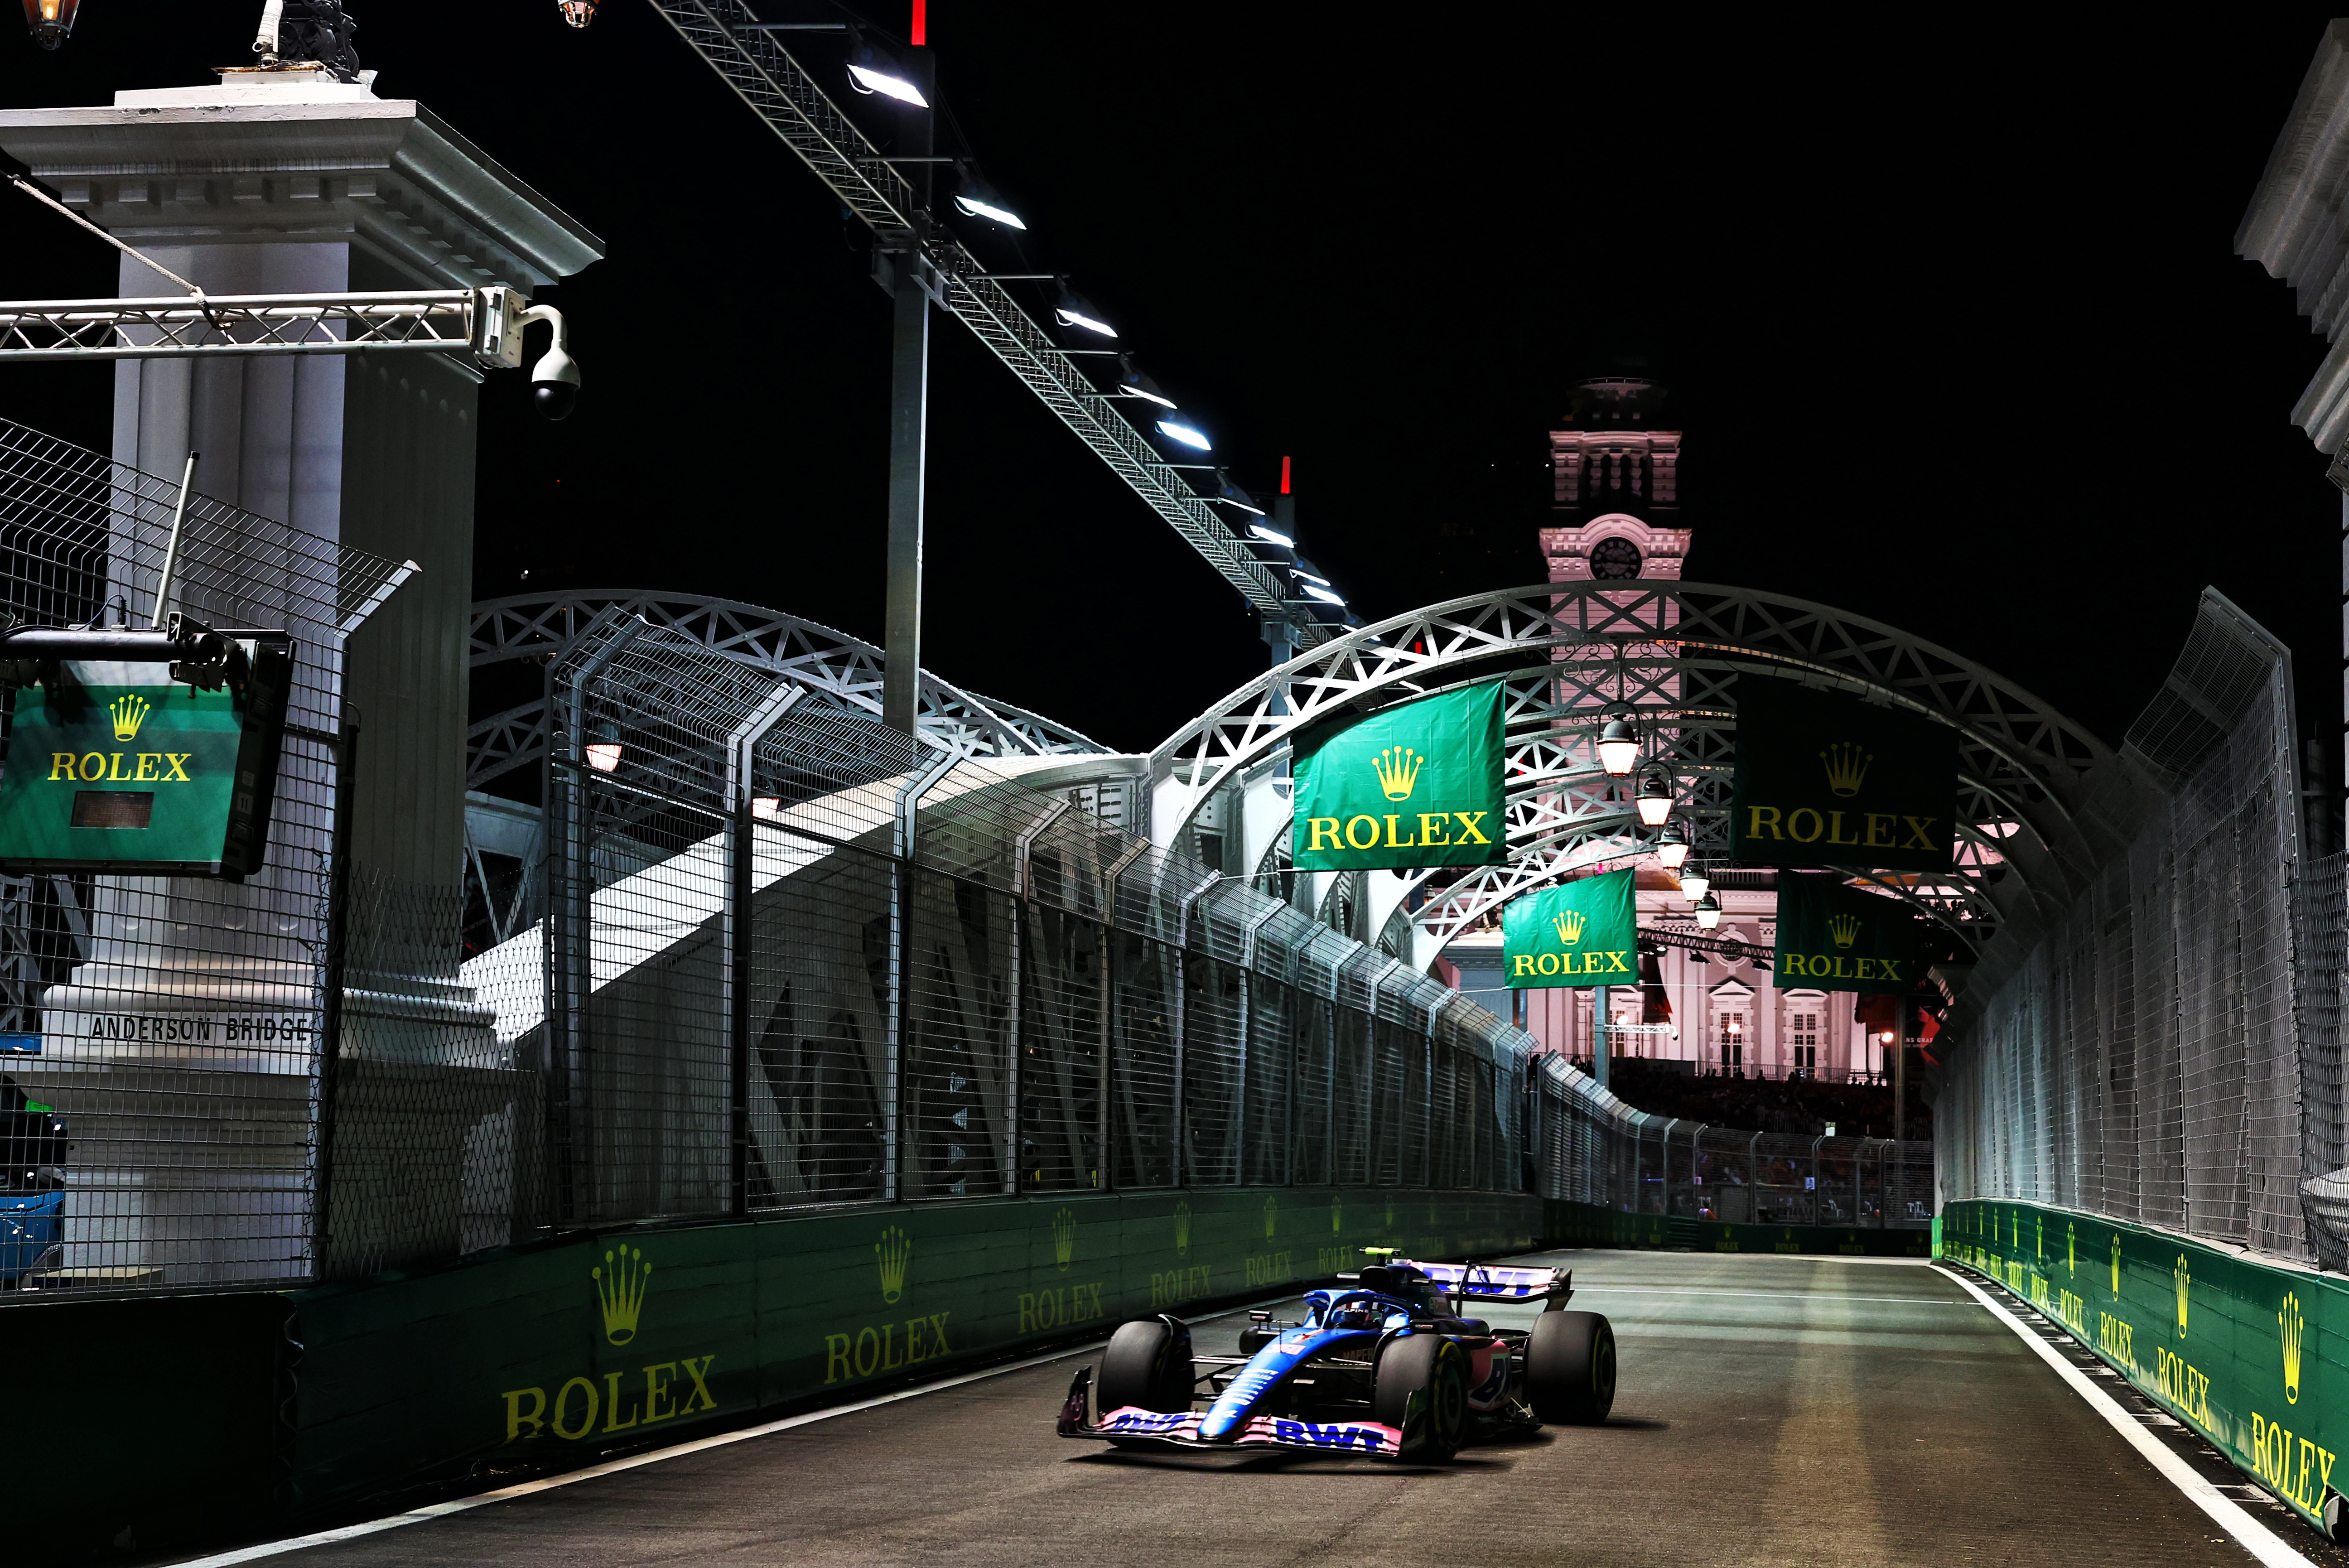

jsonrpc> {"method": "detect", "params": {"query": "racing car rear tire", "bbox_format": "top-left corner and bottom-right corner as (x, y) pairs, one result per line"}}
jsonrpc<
(1528, 1309), (1616, 1424)
(1098, 1317), (1195, 1437)
(1373, 1332), (1468, 1462)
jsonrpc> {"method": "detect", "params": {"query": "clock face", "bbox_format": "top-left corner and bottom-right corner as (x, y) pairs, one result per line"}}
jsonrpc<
(1590, 537), (1643, 579)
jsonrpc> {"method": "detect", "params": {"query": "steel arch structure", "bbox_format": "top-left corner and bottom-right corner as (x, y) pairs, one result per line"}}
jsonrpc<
(1148, 582), (2117, 960)
(468, 590), (1107, 790)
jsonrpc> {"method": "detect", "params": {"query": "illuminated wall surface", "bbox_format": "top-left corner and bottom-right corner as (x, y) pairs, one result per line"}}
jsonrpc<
(286, 1189), (1534, 1515)
(1944, 1198), (2340, 1529)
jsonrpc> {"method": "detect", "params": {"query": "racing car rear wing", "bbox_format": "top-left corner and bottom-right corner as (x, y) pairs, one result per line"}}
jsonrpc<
(1405, 1260), (1571, 1303)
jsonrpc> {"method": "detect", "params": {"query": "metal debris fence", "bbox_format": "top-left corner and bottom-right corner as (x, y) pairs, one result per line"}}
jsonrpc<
(1532, 1054), (1932, 1227)
(437, 616), (1537, 1244)
(0, 417), (407, 1294)
(1934, 591), (2339, 1264)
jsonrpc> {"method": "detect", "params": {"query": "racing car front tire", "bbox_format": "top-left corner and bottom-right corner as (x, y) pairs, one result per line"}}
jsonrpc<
(1098, 1317), (1196, 1433)
(1373, 1332), (1468, 1462)
(1528, 1309), (1616, 1424)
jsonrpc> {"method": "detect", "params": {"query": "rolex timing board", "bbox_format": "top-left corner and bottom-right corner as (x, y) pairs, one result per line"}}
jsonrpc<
(1055, 1251), (1617, 1461)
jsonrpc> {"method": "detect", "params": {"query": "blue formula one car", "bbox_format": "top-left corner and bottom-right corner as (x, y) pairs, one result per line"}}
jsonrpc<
(1056, 1250), (1615, 1462)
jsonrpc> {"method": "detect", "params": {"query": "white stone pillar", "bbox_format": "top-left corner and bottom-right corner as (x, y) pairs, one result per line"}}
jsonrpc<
(0, 72), (602, 1285)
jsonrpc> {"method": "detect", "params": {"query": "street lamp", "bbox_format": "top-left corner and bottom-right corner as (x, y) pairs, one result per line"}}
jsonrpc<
(585, 722), (623, 774)
(1634, 766), (1674, 828)
(20, 0), (78, 45)
(1694, 892), (1721, 930)
(1595, 707), (1640, 777)
(1678, 865), (1710, 902)
(1653, 822), (1689, 868)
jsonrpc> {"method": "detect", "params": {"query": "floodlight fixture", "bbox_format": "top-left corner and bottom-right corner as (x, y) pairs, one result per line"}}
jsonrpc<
(1654, 823), (1689, 869)
(751, 796), (782, 821)
(1678, 866), (1710, 902)
(1634, 767), (1675, 828)
(1292, 568), (1331, 587)
(586, 722), (623, 774)
(21, 0), (78, 46)
(846, 29), (929, 106)
(1215, 493), (1268, 517)
(1879, 1028), (1898, 1045)
(1249, 523), (1294, 547)
(952, 173), (1026, 230)
(1301, 583), (1346, 607)
(1694, 892), (1721, 930)
(1157, 419), (1211, 452)
(1053, 288), (1115, 337)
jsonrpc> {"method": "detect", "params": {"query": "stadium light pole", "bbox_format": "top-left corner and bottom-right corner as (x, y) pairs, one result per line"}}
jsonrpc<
(881, 41), (937, 736)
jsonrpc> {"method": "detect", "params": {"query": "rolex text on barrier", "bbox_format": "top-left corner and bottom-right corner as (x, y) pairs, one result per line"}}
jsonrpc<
(0, 645), (291, 879)
(1728, 677), (1955, 873)
(1504, 868), (1635, 988)
(1292, 681), (1505, 872)
(1773, 875), (1923, 994)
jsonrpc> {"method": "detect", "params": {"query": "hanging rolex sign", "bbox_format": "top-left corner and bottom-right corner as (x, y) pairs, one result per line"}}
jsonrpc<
(1728, 677), (1956, 872)
(1503, 868), (1635, 989)
(0, 645), (294, 879)
(1291, 681), (1506, 871)
(1774, 875), (1923, 995)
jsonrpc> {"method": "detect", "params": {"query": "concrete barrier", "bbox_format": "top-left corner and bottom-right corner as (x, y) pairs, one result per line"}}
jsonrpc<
(13, 1186), (1537, 1555)
(1945, 1197), (2341, 1535)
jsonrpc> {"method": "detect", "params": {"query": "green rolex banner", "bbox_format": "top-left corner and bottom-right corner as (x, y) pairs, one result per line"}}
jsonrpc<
(1503, 868), (1635, 989)
(1773, 876), (1923, 996)
(1728, 677), (1956, 872)
(1291, 681), (1506, 871)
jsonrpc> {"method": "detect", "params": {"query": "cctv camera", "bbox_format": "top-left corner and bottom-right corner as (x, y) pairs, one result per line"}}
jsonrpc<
(531, 345), (581, 422)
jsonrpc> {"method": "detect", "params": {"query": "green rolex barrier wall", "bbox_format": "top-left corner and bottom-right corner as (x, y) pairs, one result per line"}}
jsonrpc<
(14, 1185), (1536, 1554)
(1944, 1197), (2342, 1532)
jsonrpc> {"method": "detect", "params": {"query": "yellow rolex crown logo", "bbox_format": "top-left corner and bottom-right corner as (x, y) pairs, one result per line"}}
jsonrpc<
(876, 1225), (913, 1305)
(592, 1245), (651, 1346)
(108, 693), (150, 743)
(1261, 1195), (1278, 1240)
(1827, 912), (1862, 950)
(2174, 1254), (2190, 1337)
(1819, 740), (1873, 797)
(1369, 745), (1426, 801)
(1330, 1194), (1343, 1234)
(1553, 908), (1589, 945)
(1174, 1199), (1191, 1255)
(2282, 1292), (2305, 1405)
(2110, 1234), (2121, 1295)
(1052, 1206), (1076, 1271)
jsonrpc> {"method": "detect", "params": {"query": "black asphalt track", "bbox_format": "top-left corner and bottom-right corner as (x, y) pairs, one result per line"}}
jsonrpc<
(256, 1250), (2289, 1568)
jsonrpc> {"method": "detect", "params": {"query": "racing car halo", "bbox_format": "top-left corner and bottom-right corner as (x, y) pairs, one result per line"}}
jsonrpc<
(1056, 1250), (1615, 1461)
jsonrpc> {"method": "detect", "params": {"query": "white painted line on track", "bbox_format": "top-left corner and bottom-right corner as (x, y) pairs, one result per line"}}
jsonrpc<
(159, 1299), (1283, 1568)
(1940, 1264), (2318, 1568)
(1572, 1285), (1961, 1305)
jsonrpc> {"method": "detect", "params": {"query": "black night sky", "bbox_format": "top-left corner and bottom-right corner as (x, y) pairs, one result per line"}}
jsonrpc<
(2, 6), (2344, 758)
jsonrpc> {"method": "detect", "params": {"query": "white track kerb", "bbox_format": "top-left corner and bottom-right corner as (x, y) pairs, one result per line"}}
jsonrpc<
(1939, 1265), (2319, 1568)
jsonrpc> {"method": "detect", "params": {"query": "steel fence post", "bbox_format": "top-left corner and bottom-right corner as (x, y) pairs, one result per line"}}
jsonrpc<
(1011, 800), (1072, 1194)
(890, 747), (961, 1204)
(1240, 900), (1281, 1185)
(548, 611), (646, 1228)
(724, 684), (803, 1219)
(1173, 871), (1220, 1190)
(310, 702), (358, 1280)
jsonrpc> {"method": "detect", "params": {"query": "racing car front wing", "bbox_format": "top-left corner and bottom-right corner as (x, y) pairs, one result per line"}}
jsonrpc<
(1056, 1366), (1404, 1457)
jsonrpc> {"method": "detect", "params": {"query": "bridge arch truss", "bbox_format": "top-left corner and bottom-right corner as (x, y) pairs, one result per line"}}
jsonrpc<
(1146, 582), (2117, 967)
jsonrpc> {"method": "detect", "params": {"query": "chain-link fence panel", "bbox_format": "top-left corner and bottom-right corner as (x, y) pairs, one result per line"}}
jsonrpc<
(1935, 592), (2323, 1265)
